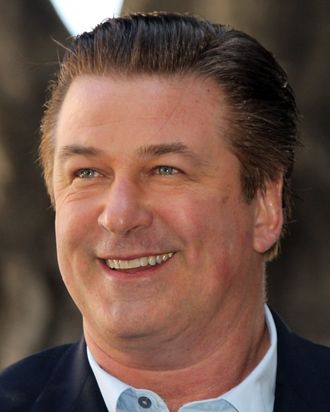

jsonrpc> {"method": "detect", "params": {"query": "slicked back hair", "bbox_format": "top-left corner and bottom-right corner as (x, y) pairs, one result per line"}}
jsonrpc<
(40, 12), (299, 259)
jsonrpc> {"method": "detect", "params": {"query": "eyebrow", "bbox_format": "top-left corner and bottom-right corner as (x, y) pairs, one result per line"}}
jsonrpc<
(57, 142), (208, 166)
(136, 142), (209, 166)
(57, 144), (103, 164)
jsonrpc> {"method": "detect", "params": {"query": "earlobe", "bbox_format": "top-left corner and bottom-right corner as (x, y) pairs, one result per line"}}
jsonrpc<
(253, 178), (284, 254)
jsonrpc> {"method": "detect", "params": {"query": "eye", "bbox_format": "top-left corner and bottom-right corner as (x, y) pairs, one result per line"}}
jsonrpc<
(155, 166), (179, 176)
(76, 168), (100, 179)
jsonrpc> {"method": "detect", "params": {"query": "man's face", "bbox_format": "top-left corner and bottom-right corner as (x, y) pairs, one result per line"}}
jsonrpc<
(53, 75), (272, 355)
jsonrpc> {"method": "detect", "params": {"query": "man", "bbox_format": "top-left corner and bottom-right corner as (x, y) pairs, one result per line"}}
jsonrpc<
(1, 12), (329, 412)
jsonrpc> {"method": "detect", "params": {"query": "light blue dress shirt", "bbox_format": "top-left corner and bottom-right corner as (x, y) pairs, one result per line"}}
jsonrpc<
(87, 306), (277, 412)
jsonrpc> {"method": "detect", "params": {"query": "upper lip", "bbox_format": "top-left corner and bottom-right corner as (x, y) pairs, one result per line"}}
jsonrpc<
(99, 252), (175, 260)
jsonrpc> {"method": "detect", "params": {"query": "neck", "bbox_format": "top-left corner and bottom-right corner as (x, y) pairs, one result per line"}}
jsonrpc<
(84, 303), (269, 411)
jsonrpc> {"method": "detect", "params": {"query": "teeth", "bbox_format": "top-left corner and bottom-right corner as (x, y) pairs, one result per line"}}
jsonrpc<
(105, 252), (174, 270)
(140, 257), (148, 267)
(148, 256), (156, 265)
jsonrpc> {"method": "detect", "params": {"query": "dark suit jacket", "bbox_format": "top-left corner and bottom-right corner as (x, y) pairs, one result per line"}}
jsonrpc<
(1, 312), (330, 411)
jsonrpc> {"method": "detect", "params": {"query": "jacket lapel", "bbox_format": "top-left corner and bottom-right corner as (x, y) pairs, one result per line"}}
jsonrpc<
(273, 311), (321, 412)
(31, 339), (108, 412)
(273, 380), (312, 412)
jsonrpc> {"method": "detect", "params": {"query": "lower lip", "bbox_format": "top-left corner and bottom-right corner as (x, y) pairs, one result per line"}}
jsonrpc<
(98, 257), (173, 280)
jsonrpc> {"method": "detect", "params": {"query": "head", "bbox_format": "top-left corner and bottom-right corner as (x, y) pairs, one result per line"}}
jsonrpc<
(40, 12), (298, 260)
(42, 13), (300, 360)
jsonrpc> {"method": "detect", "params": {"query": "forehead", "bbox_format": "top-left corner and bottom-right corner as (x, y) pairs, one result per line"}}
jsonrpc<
(55, 74), (231, 157)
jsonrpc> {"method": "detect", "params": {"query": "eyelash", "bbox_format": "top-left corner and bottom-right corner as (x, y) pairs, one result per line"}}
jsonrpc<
(75, 168), (100, 179)
(74, 165), (180, 180)
(154, 166), (179, 176)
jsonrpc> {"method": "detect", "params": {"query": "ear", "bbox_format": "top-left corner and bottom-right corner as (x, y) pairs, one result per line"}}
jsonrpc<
(253, 178), (284, 254)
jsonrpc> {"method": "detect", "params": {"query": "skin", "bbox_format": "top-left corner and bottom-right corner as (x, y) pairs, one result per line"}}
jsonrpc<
(52, 74), (283, 410)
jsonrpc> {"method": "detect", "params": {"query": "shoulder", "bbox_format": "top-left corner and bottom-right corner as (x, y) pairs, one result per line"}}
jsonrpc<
(291, 332), (330, 361)
(274, 310), (330, 371)
(0, 343), (75, 411)
(273, 311), (330, 411)
(278, 324), (330, 381)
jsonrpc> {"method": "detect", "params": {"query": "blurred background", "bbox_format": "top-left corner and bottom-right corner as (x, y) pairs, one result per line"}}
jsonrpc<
(0, 0), (329, 368)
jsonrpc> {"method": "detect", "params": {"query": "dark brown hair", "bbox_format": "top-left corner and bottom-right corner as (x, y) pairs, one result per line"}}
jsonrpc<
(40, 12), (299, 258)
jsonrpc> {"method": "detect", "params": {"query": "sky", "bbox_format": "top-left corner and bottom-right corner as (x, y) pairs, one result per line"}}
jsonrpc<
(49, 0), (124, 35)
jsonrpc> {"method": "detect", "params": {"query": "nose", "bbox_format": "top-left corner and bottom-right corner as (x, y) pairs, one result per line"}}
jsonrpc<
(97, 178), (153, 235)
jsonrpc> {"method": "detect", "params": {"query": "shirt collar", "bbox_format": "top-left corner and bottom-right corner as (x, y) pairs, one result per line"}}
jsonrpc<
(87, 346), (130, 412)
(87, 305), (277, 412)
(220, 305), (277, 412)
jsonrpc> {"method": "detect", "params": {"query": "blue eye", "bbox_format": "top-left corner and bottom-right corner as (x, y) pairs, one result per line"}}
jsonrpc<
(76, 169), (99, 179)
(156, 166), (178, 175)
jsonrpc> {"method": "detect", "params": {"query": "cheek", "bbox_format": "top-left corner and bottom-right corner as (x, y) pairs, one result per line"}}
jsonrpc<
(162, 191), (250, 244)
(54, 201), (98, 284)
(55, 197), (98, 244)
(160, 191), (255, 273)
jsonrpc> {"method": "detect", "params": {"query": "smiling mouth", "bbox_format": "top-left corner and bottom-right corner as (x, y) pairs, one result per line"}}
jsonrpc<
(105, 252), (174, 270)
